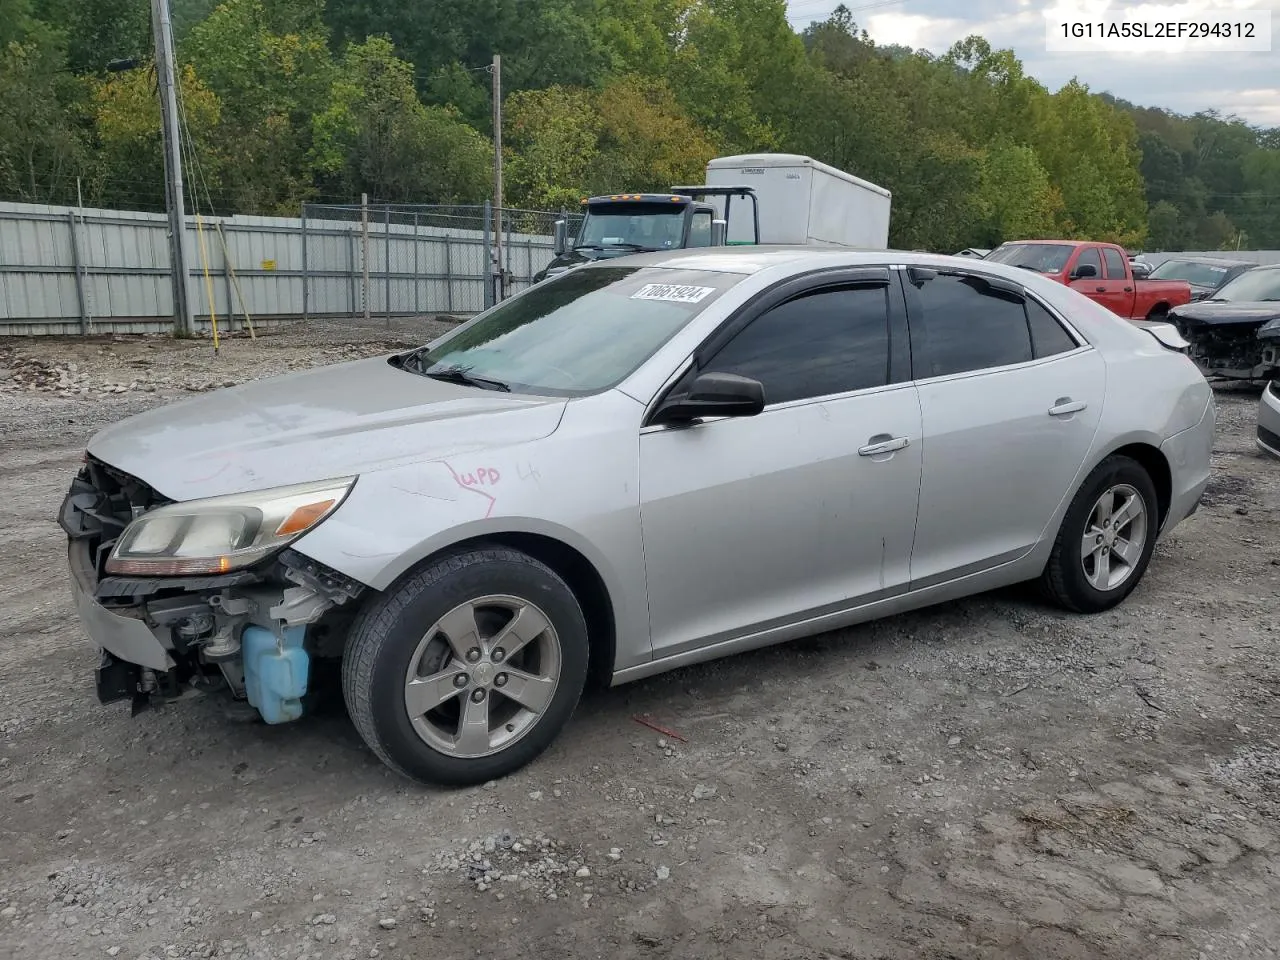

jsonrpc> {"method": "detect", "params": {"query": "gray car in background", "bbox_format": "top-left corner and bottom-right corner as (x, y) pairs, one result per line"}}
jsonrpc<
(61, 247), (1214, 785)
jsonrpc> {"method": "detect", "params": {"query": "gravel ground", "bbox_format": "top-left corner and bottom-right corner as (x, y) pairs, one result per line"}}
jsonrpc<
(2, 323), (1279, 960)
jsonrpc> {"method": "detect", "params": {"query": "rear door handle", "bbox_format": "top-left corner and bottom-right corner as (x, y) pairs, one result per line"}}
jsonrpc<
(858, 435), (910, 456)
(1048, 398), (1086, 417)
(1095, 286), (1106, 293)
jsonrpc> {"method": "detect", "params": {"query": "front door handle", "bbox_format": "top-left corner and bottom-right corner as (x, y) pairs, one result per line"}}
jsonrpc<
(1123, 286), (1133, 292)
(858, 435), (910, 456)
(1048, 398), (1086, 417)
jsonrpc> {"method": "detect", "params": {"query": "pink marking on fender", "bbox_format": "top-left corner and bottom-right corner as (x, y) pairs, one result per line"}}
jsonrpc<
(445, 463), (498, 518)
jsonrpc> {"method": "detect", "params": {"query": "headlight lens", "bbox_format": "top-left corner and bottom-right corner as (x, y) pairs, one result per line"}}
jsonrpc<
(105, 476), (356, 576)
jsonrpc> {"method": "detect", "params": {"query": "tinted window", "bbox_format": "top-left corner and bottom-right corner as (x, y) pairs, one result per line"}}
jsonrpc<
(912, 275), (1032, 378)
(1075, 247), (1103, 277)
(703, 285), (890, 404)
(1026, 299), (1078, 358)
(687, 212), (713, 248)
(1102, 248), (1127, 279)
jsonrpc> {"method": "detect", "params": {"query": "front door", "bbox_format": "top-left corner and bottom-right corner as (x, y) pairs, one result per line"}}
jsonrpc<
(1070, 245), (1121, 313)
(902, 268), (1106, 586)
(638, 276), (923, 658)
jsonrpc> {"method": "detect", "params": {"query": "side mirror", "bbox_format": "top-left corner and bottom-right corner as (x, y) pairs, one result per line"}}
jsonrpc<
(710, 219), (727, 247)
(1131, 262), (1151, 279)
(655, 372), (765, 424)
(1071, 262), (1098, 280)
(553, 219), (568, 256)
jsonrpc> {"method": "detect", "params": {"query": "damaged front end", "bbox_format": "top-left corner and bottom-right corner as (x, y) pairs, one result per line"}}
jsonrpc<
(59, 455), (365, 722)
(1260, 318), (1280, 374)
(1170, 312), (1280, 381)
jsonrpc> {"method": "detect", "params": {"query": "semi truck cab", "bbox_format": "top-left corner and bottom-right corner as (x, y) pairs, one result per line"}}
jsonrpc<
(533, 189), (759, 283)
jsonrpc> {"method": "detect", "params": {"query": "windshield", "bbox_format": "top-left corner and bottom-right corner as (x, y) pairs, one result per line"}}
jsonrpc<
(1211, 267), (1280, 302)
(402, 266), (742, 396)
(577, 203), (686, 251)
(1149, 260), (1234, 286)
(984, 243), (1075, 273)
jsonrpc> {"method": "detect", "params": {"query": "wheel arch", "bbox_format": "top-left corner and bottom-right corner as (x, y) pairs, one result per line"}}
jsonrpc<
(370, 527), (619, 691)
(1145, 302), (1170, 319)
(1087, 440), (1173, 529)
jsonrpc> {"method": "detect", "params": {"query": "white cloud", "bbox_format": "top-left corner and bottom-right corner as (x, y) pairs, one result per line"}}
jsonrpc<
(788, 0), (1280, 126)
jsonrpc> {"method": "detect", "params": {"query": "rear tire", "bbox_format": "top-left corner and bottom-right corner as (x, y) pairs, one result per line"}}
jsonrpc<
(1039, 455), (1159, 614)
(342, 546), (589, 786)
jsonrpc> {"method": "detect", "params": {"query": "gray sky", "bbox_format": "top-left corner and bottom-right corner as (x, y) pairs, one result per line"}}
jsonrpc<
(786, 0), (1280, 127)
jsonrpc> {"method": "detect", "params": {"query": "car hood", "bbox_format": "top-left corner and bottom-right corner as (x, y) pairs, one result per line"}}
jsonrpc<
(87, 356), (568, 501)
(1169, 301), (1280, 327)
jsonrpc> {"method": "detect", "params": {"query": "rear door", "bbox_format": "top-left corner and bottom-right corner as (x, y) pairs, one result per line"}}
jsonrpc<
(902, 266), (1106, 587)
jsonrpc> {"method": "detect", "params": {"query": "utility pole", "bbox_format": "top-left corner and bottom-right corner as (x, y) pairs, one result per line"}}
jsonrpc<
(491, 53), (505, 303)
(151, 0), (194, 336)
(360, 192), (370, 323)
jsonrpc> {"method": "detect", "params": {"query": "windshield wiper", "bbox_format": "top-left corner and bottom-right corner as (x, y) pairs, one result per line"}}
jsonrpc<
(1012, 263), (1045, 272)
(422, 364), (511, 392)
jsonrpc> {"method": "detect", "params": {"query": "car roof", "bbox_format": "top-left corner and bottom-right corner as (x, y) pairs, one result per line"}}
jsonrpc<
(995, 239), (1090, 246)
(1159, 256), (1257, 267)
(577, 244), (1030, 276)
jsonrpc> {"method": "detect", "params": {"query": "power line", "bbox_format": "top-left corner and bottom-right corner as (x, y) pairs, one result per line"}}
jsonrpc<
(787, 0), (909, 24)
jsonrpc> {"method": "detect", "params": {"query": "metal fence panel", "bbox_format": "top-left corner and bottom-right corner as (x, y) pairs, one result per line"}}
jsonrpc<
(0, 199), (567, 334)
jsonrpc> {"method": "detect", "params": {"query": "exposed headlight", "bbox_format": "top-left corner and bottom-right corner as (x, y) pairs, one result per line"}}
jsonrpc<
(105, 477), (356, 576)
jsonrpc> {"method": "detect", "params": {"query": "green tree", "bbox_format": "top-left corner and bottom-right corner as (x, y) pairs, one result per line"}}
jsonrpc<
(31, 0), (149, 73)
(183, 0), (334, 212)
(88, 62), (223, 211)
(1146, 199), (1182, 250)
(974, 142), (1061, 245)
(504, 74), (713, 208)
(589, 75), (716, 192)
(311, 37), (491, 203)
(0, 15), (87, 203)
(504, 85), (600, 209)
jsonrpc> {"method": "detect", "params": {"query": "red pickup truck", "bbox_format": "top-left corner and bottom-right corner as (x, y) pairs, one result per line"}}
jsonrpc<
(984, 240), (1192, 320)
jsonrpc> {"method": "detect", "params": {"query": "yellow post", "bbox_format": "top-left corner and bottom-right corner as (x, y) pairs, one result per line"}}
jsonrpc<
(195, 213), (220, 352)
(216, 223), (256, 340)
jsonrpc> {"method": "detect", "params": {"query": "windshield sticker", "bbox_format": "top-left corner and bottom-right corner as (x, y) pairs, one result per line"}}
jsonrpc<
(631, 283), (716, 304)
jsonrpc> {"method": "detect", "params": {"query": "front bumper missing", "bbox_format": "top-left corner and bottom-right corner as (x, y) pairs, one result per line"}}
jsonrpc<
(68, 539), (174, 672)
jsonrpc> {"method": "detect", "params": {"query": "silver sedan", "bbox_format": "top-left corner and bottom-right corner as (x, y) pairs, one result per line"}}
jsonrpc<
(62, 247), (1215, 785)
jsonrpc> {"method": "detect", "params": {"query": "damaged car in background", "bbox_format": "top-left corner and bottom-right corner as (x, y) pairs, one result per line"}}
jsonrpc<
(1166, 264), (1280, 381)
(61, 247), (1213, 787)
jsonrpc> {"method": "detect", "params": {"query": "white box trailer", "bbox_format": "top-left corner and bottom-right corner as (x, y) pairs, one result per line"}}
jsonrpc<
(702, 153), (892, 248)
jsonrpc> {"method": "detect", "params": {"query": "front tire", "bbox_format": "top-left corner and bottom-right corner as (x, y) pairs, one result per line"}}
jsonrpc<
(342, 547), (589, 786)
(1039, 455), (1159, 613)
